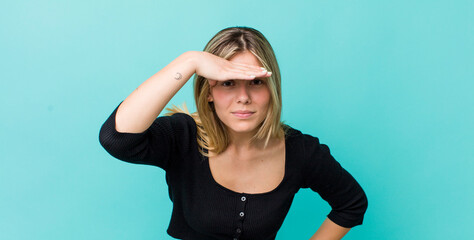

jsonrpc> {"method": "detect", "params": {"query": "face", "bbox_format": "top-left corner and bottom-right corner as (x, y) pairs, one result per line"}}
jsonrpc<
(208, 51), (271, 136)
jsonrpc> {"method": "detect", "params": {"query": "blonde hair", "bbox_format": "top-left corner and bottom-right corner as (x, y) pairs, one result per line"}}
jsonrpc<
(166, 26), (286, 157)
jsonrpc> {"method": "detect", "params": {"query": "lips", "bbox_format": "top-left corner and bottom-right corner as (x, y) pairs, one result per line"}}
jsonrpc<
(232, 111), (255, 118)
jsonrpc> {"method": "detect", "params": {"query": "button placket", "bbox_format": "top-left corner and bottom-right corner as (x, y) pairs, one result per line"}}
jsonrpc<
(233, 194), (248, 240)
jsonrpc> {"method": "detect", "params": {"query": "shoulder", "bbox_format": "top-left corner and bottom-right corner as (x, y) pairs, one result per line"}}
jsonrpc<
(154, 112), (197, 134)
(164, 112), (196, 123)
(146, 112), (198, 153)
(282, 124), (333, 187)
(283, 124), (333, 170)
(285, 128), (339, 190)
(283, 124), (323, 149)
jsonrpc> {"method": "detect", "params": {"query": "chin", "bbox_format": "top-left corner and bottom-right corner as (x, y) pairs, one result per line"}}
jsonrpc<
(225, 122), (262, 134)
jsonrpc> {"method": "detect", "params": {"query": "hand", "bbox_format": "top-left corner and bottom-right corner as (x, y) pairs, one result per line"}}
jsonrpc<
(193, 51), (272, 87)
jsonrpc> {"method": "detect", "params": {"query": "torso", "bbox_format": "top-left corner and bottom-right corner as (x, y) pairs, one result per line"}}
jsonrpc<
(208, 138), (286, 194)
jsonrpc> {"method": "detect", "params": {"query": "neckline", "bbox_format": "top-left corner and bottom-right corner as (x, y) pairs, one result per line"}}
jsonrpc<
(205, 136), (289, 197)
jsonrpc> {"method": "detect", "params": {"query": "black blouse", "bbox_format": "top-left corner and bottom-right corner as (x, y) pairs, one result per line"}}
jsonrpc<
(99, 102), (368, 240)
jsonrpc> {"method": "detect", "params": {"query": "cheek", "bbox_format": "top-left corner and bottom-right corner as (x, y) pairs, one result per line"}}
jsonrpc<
(252, 88), (271, 105)
(210, 89), (233, 108)
(212, 89), (232, 102)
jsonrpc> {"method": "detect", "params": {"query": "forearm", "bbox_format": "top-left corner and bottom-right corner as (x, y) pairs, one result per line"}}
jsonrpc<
(115, 51), (198, 133)
(309, 218), (351, 240)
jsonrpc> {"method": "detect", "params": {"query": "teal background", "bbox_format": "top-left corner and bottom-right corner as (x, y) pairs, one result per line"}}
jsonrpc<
(1, 0), (473, 239)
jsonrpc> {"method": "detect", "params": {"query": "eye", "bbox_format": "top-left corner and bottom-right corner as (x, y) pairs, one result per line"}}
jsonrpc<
(221, 80), (235, 87)
(250, 79), (264, 85)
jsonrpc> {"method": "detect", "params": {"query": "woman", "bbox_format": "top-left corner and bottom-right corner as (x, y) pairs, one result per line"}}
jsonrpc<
(99, 26), (368, 240)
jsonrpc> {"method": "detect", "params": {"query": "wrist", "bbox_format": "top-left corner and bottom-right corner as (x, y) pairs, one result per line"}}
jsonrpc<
(182, 51), (200, 73)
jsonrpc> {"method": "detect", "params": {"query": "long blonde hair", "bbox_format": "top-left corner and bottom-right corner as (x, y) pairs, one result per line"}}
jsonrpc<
(166, 26), (285, 157)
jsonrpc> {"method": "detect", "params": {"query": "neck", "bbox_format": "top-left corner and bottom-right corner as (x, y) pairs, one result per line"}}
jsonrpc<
(226, 128), (269, 153)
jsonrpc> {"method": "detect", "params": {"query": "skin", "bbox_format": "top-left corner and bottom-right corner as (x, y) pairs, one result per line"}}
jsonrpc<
(115, 50), (352, 239)
(208, 51), (271, 149)
(208, 52), (352, 239)
(115, 51), (270, 133)
(310, 218), (351, 240)
(206, 51), (285, 196)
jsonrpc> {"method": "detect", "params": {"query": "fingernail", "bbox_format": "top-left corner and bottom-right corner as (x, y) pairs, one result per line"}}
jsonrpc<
(249, 75), (256, 78)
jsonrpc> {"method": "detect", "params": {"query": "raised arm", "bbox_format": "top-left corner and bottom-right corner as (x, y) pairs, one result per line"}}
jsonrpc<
(99, 51), (271, 169)
(115, 51), (271, 133)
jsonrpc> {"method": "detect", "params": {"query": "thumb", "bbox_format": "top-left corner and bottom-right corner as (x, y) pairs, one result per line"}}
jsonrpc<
(208, 79), (217, 87)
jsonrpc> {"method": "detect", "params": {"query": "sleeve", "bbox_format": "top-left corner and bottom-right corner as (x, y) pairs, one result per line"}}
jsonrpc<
(98, 101), (196, 171)
(300, 135), (368, 228)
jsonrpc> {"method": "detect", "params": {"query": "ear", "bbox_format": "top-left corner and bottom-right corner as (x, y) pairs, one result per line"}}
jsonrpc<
(208, 95), (213, 102)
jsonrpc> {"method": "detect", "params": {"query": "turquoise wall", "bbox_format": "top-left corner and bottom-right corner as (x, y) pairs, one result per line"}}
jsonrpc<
(1, 0), (473, 239)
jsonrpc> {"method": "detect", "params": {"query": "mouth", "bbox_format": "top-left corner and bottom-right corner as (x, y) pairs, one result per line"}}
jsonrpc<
(231, 111), (255, 119)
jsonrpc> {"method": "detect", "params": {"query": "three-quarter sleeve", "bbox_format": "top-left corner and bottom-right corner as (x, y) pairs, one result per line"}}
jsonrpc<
(300, 135), (368, 228)
(98, 101), (196, 171)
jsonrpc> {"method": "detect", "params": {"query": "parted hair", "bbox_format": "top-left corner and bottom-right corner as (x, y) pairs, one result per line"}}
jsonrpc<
(166, 26), (286, 157)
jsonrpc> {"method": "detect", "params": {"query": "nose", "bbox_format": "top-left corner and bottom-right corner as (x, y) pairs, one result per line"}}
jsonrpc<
(236, 82), (251, 104)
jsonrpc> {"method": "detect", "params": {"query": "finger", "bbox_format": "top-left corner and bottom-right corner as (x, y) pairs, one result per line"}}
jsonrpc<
(231, 62), (265, 70)
(253, 68), (272, 77)
(228, 64), (264, 74)
(231, 61), (261, 67)
(225, 68), (271, 80)
(231, 66), (270, 77)
(229, 64), (254, 71)
(223, 70), (255, 80)
(208, 79), (217, 87)
(232, 72), (259, 80)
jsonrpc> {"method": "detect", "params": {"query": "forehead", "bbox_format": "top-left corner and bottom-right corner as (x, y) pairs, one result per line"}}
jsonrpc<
(228, 51), (263, 67)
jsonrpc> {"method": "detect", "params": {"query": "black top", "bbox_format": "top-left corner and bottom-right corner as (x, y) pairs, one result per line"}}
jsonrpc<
(99, 102), (368, 240)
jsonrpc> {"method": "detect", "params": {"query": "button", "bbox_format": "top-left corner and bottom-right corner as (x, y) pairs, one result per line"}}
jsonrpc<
(239, 212), (245, 217)
(241, 196), (246, 201)
(236, 228), (242, 233)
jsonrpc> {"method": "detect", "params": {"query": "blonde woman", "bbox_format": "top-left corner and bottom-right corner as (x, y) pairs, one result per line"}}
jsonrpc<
(99, 27), (368, 240)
